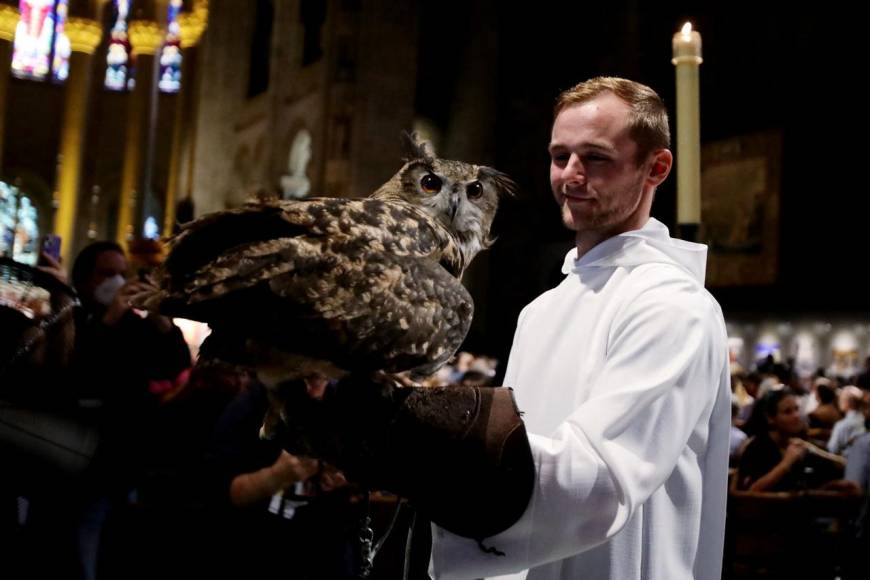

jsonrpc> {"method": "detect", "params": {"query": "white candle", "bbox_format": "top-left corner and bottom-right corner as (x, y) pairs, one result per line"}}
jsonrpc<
(672, 22), (703, 225)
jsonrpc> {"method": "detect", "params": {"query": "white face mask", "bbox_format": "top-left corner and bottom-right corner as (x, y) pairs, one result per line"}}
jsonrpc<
(93, 274), (126, 306)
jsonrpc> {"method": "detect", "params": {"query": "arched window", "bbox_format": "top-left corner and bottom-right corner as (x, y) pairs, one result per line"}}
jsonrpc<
(157, 0), (182, 93)
(105, 0), (133, 90)
(10, 0), (70, 83)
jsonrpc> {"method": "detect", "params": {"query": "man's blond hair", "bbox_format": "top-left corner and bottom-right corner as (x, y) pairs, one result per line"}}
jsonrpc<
(555, 77), (670, 162)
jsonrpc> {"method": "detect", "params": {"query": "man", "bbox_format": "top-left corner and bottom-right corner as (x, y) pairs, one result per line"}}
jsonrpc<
(282, 77), (730, 580)
(730, 400), (748, 465)
(736, 371), (762, 425)
(845, 389), (870, 492)
(428, 77), (731, 579)
(828, 385), (865, 456)
(857, 357), (870, 389)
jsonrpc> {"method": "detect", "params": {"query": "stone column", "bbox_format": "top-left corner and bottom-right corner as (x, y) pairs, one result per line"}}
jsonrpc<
(53, 17), (102, 264)
(115, 19), (163, 246)
(163, 5), (206, 236)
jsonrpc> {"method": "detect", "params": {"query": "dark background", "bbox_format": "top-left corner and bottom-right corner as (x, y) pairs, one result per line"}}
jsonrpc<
(411, 1), (868, 360)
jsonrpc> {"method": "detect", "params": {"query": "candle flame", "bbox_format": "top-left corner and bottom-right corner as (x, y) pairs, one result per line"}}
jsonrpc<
(681, 22), (693, 37)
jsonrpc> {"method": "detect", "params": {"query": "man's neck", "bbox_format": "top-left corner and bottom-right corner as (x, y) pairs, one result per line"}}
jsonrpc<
(574, 215), (650, 260)
(574, 230), (610, 260)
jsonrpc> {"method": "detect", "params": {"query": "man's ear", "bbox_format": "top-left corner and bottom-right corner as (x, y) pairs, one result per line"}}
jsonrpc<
(647, 149), (673, 187)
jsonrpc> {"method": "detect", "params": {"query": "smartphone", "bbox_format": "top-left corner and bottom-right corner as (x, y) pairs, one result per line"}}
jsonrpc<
(41, 234), (61, 262)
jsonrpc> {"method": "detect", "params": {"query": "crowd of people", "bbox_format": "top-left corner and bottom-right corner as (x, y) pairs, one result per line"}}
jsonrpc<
(726, 358), (870, 577)
(0, 242), (387, 579)
(729, 358), (870, 495)
(1, 239), (499, 579)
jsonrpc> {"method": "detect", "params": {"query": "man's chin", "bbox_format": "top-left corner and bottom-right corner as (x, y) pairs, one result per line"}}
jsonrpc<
(561, 206), (593, 232)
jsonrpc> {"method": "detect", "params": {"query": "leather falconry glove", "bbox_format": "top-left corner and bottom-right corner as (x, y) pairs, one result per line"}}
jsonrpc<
(274, 374), (535, 541)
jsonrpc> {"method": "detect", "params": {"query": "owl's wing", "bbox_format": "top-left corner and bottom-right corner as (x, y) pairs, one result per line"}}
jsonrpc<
(151, 197), (458, 301)
(266, 246), (473, 374)
(141, 197), (470, 374)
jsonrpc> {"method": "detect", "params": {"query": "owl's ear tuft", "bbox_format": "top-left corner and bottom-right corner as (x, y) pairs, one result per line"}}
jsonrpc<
(478, 166), (519, 198)
(401, 131), (436, 163)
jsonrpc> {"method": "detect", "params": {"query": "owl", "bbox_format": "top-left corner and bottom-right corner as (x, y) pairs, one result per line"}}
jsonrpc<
(136, 133), (515, 435)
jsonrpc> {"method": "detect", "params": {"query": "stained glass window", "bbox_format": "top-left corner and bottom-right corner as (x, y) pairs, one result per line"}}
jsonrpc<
(11, 0), (69, 83)
(0, 181), (40, 265)
(51, 0), (68, 81)
(105, 0), (133, 91)
(158, 0), (182, 93)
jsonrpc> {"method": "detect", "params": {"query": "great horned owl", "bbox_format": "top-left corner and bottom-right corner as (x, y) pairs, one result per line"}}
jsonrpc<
(137, 133), (514, 434)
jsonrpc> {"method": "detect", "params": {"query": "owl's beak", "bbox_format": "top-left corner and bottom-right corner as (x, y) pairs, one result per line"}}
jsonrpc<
(448, 194), (460, 222)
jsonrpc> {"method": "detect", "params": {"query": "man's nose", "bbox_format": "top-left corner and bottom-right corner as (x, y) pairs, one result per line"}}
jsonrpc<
(562, 154), (586, 184)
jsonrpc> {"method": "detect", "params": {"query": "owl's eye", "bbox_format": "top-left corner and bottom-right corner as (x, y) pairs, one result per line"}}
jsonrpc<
(466, 181), (483, 199)
(421, 174), (442, 193)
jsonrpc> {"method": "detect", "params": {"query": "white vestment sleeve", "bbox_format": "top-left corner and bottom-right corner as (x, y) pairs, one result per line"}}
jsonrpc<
(430, 279), (725, 579)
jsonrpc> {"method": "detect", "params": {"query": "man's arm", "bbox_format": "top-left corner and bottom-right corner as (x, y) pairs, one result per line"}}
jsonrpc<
(845, 435), (870, 492)
(278, 378), (535, 541)
(827, 421), (845, 454)
(431, 280), (729, 579)
(229, 450), (318, 507)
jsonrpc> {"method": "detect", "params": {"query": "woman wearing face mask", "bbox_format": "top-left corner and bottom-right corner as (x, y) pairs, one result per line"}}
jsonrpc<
(70, 241), (191, 394)
(63, 241), (192, 580)
(74, 241), (148, 325)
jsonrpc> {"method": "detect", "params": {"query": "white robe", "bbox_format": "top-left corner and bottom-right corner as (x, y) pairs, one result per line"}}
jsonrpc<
(430, 218), (731, 580)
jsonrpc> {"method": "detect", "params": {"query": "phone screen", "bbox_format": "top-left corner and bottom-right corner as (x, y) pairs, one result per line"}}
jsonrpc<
(41, 234), (61, 262)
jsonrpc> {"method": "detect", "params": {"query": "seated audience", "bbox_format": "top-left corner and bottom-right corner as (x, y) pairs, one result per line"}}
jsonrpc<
(738, 389), (844, 492)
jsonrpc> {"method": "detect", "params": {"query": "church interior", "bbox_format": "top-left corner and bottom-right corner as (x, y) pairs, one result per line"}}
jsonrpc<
(1, 1), (868, 578)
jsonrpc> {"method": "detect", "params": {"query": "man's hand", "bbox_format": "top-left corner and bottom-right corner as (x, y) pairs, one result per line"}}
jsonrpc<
(230, 450), (319, 507)
(104, 277), (175, 332)
(271, 450), (319, 486)
(36, 251), (67, 285)
(102, 279), (146, 325)
(318, 463), (349, 492)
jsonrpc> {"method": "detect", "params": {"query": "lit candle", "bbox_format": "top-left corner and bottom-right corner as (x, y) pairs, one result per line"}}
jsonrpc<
(672, 22), (703, 226)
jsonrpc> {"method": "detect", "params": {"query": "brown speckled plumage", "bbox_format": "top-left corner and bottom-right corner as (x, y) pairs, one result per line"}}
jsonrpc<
(136, 134), (515, 435)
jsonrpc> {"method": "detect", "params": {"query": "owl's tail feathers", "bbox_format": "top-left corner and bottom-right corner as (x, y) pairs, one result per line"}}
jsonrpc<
(128, 283), (247, 371)
(130, 286), (170, 314)
(130, 281), (212, 323)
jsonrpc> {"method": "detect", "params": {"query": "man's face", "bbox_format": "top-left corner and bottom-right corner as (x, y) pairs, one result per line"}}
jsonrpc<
(549, 93), (653, 235)
(744, 380), (760, 398)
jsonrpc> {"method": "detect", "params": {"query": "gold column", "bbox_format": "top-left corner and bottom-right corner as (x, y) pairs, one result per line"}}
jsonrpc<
(194, 0), (209, 20)
(53, 18), (102, 265)
(163, 8), (206, 236)
(116, 19), (163, 247)
(0, 3), (20, 168)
